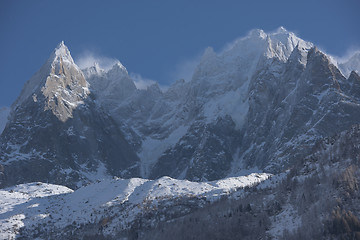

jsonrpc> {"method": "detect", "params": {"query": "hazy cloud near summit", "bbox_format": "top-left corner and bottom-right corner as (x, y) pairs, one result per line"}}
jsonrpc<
(169, 53), (202, 82)
(333, 48), (360, 64)
(130, 73), (169, 91)
(75, 50), (119, 70)
(75, 50), (171, 91)
(129, 73), (157, 90)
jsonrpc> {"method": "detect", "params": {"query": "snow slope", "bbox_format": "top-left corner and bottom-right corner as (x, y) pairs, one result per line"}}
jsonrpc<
(0, 173), (270, 239)
(0, 183), (72, 239)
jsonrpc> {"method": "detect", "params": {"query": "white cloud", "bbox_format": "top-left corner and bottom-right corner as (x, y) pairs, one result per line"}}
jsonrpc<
(129, 73), (157, 90)
(130, 73), (169, 91)
(75, 50), (119, 71)
(333, 47), (360, 64)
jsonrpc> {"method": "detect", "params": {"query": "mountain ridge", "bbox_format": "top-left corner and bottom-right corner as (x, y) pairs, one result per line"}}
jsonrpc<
(1, 27), (360, 188)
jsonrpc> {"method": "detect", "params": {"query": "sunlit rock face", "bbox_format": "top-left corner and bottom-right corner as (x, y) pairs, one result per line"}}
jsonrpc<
(41, 42), (90, 122)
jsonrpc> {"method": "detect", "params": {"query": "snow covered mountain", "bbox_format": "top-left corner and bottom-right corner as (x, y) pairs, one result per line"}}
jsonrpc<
(1, 27), (360, 239)
(0, 42), (140, 189)
(1, 27), (360, 189)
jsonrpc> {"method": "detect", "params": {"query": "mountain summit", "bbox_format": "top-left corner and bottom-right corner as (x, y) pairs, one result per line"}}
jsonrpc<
(1, 28), (360, 188)
(0, 42), (139, 188)
(14, 41), (89, 122)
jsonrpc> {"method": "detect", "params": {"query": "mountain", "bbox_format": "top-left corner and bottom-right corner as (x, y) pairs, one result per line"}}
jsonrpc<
(143, 27), (360, 180)
(1, 27), (360, 189)
(0, 42), (140, 189)
(142, 124), (360, 240)
(1, 27), (360, 239)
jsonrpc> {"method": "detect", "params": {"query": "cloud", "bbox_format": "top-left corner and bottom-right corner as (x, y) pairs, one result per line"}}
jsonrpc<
(75, 50), (119, 71)
(129, 73), (156, 90)
(130, 73), (169, 91)
(333, 47), (360, 64)
(169, 53), (202, 82)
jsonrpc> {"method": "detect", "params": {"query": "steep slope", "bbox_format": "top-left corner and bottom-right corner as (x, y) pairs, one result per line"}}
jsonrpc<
(0, 42), (140, 189)
(83, 63), (191, 177)
(150, 27), (360, 179)
(236, 46), (360, 172)
(81, 27), (319, 181)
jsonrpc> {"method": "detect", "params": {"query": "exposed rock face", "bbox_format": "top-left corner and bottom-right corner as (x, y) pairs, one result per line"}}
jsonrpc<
(15, 42), (90, 122)
(1, 28), (360, 187)
(149, 32), (360, 178)
(0, 42), (140, 189)
(238, 47), (359, 172)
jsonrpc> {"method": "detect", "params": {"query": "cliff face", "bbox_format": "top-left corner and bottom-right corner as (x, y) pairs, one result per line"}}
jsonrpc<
(0, 42), (140, 189)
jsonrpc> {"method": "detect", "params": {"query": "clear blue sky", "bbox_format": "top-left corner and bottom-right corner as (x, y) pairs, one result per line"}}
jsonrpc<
(0, 0), (359, 107)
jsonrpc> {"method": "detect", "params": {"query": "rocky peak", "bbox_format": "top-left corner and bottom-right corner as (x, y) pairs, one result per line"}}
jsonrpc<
(265, 27), (313, 62)
(82, 62), (104, 78)
(107, 61), (129, 77)
(146, 83), (162, 95)
(349, 70), (360, 80)
(13, 41), (90, 122)
(84, 60), (137, 112)
(50, 41), (75, 65)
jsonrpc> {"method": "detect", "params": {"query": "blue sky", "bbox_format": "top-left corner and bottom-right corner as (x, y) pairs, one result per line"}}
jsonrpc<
(0, 0), (359, 106)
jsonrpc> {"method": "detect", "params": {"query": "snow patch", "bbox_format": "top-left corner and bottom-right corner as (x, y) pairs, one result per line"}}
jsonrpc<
(138, 125), (189, 177)
(203, 83), (249, 129)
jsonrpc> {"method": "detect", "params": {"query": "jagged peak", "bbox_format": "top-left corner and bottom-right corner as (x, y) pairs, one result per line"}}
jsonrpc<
(107, 60), (128, 75)
(56, 40), (66, 50)
(220, 27), (312, 63)
(147, 82), (162, 94)
(82, 60), (128, 78)
(349, 70), (360, 80)
(81, 62), (105, 78)
(201, 47), (216, 59)
(13, 42), (89, 122)
(247, 28), (267, 39)
(174, 78), (185, 86)
(306, 47), (341, 72)
(264, 28), (313, 62)
(49, 41), (75, 65)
